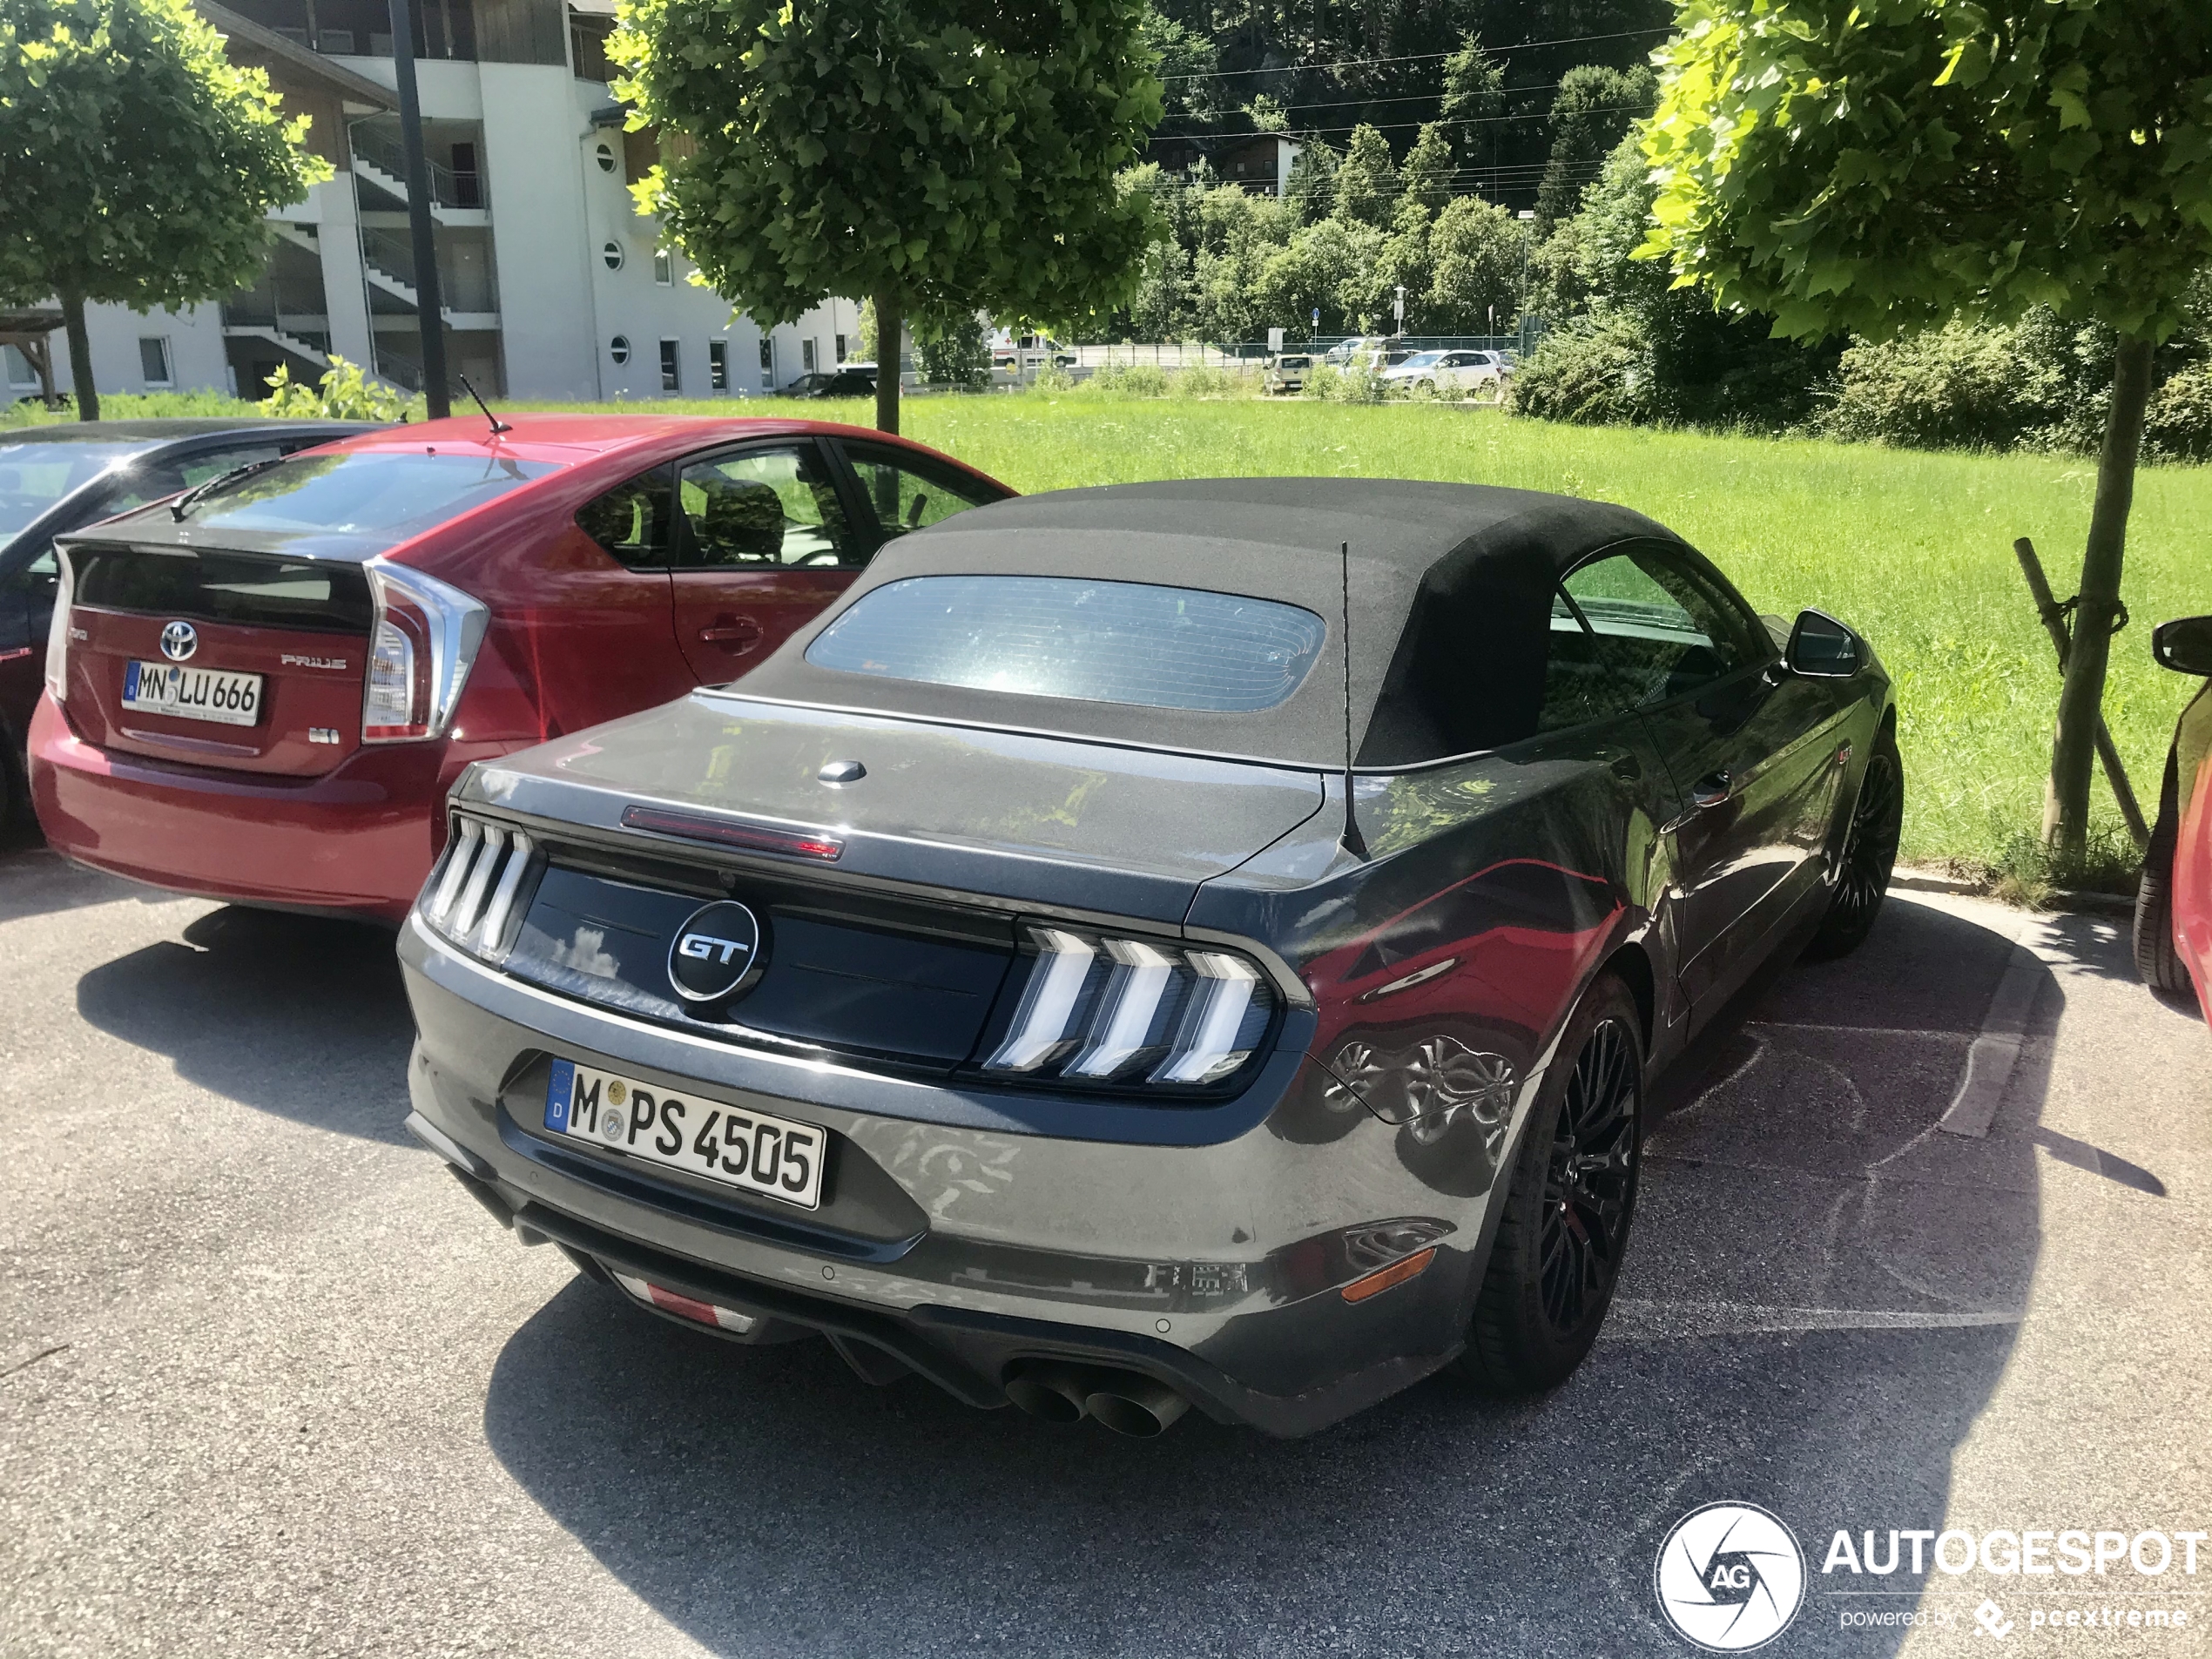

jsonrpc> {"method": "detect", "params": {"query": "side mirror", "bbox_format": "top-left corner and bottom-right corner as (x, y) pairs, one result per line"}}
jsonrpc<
(2152, 616), (2212, 678)
(1786, 608), (1861, 678)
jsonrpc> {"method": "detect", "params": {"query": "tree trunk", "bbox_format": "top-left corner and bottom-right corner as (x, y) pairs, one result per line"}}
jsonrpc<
(2044, 334), (2155, 872)
(873, 286), (900, 435)
(60, 290), (99, 422)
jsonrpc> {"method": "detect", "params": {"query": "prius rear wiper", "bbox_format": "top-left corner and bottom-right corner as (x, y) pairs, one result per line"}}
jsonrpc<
(170, 454), (289, 521)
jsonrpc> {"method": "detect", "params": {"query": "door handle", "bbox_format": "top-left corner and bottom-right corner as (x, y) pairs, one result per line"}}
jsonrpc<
(1691, 770), (1734, 810)
(699, 617), (764, 649)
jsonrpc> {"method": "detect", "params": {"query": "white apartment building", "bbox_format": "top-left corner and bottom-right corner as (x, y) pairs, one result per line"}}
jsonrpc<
(4, 0), (866, 405)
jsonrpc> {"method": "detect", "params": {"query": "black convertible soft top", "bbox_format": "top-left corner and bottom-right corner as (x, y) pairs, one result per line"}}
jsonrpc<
(733, 478), (1687, 770)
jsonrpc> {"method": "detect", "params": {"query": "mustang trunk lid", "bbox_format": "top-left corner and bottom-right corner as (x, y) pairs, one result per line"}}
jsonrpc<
(469, 692), (1330, 927)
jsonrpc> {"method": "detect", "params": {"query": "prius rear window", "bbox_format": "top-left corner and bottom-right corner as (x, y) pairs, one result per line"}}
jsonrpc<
(805, 575), (1328, 712)
(179, 451), (560, 536)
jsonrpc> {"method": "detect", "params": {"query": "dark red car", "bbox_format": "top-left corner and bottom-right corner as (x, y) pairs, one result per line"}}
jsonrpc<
(2136, 614), (2212, 1027)
(30, 414), (1010, 921)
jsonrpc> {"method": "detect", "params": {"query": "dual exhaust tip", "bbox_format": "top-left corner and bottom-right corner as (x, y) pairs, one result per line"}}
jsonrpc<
(1002, 1360), (1190, 1438)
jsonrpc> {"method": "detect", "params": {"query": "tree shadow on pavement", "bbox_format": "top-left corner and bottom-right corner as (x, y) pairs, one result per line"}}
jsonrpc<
(73, 905), (415, 1144)
(481, 894), (2057, 1659)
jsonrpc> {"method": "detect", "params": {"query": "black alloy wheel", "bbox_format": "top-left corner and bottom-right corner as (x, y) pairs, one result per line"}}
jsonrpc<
(1453, 972), (1644, 1395)
(1537, 1015), (1639, 1337)
(1805, 727), (1904, 960)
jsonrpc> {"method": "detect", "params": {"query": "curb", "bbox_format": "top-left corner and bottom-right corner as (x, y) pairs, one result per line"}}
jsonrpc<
(1890, 870), (2135, 916)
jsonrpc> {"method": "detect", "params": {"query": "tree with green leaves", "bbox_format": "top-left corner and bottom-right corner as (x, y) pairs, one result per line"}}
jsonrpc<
(613, 0), (1161, 435)
(1399, 122), (1455, 216)
(1641, 0), (2212, 870)
(0, 0), (329, 420)
(1437, 33), (1507, 181)
(1332, 124), (1399, 229)
(1534, 63), (1657, 230)
(1284, 139), (1339, 226)
(1421, 195), (1522, 333)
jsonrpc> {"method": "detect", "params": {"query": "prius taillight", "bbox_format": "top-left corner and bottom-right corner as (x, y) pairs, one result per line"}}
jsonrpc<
(361, 561), (488, 744)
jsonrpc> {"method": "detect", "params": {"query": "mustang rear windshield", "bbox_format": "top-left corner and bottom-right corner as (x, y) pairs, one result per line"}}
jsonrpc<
(177, 451), (560, 536)
(806, 575), (1329, 713)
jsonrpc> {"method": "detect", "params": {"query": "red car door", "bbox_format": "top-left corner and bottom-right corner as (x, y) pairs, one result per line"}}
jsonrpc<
(666, 439), (863, 685)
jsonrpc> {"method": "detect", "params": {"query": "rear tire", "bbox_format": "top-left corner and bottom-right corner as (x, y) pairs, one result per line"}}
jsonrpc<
(0, 728), (29, 833)
(1804, 724), (1904, 961)
(1452, 973), (1642, 1395)
(2134, 750), (2193, 995)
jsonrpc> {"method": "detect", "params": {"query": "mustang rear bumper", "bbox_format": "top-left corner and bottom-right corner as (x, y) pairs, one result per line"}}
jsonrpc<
(398, 916), (1548, 1435)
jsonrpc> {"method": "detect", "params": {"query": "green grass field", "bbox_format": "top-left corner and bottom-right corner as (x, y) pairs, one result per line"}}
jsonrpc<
(23, 389), (2204, 875)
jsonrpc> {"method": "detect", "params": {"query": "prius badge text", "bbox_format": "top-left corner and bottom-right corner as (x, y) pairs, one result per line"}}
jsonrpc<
(666, 900), (764, 1006)
(159, 620), (198, 662)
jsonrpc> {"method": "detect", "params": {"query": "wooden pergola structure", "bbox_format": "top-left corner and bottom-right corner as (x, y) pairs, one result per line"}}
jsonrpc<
(0, 310), (64, 406)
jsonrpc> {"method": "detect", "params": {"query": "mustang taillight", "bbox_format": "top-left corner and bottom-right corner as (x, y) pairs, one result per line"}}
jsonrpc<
(361, 561), (488, 744)
(420, 813), (540, 961)
(983, 925), (1275, 1089)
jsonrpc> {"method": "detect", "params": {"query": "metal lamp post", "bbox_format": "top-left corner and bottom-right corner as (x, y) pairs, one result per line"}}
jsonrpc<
(1515, 209), (1535, 360)
(388, 0), (451, 418)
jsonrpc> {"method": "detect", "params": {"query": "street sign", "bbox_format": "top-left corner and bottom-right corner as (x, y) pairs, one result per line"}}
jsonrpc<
(1266, 327), (1284, 352)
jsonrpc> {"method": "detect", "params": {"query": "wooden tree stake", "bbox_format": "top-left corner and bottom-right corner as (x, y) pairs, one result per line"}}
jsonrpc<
(2014, 536), (2150, 847)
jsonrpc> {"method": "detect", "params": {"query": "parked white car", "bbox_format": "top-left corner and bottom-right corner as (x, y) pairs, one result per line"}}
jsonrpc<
(1379, 349), (1511, 397)
(1264, 353), (1316, 394)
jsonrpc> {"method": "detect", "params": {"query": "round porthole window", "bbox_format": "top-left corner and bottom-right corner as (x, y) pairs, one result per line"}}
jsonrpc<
(603, 241), (626, 271)
(594, 141), (617, 173)
(610, 335), (631, 365)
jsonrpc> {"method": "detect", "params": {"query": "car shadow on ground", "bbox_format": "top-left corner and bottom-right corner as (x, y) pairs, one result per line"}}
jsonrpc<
(480, 894), (2057, 1659)
(74, 903), (415, 1145)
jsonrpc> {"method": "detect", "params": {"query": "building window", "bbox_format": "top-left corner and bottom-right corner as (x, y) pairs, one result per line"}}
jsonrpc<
(801, 339), (817, 374)
(4, 344), (39, 389)
(759, 338), (772, 375)
(659, 339), (680, 392)
(138, 337), (173, 387)
(602, 241), (624, 271)
(652, 249), (673, 287)
(319, 28), (355, 51)
(610, 335), (631, 365)
(709, 341), (728, 391)
(834, 334), (846, 363)
(594, 141), (617, 173)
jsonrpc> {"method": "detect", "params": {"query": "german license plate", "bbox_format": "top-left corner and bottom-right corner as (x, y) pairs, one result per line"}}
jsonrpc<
(122, 659), (264, 727)
(543, 1058), (824, 1211)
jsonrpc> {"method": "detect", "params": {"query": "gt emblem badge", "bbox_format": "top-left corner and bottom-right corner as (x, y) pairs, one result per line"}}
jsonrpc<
(667, 900), (765, 1005)
(159, 620), (198, 662)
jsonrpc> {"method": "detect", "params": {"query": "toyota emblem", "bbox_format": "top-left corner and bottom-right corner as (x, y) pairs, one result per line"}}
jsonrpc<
(666, 900), (765, 1006)
(159, 620), (198, 662)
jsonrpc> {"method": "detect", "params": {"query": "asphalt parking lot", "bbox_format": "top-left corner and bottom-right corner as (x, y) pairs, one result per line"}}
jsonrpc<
(2, 846), (2207, 1658)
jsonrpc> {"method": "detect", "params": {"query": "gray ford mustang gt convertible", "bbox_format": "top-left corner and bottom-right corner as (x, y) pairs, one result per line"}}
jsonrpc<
(399, 479), (1902, 1437)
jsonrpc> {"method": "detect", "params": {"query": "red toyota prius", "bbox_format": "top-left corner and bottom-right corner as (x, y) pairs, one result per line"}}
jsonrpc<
(29, 414), (1010, 921)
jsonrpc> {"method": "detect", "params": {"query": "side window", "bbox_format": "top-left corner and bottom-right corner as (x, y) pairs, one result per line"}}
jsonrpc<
(179, 444), (286, 489)
(577, 465), (674, 567)
(842, 443), (1000, 539)
(676, 444), (853, 568)
(97, 462), (189, 517)
(1541, 543), (1766, 728)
